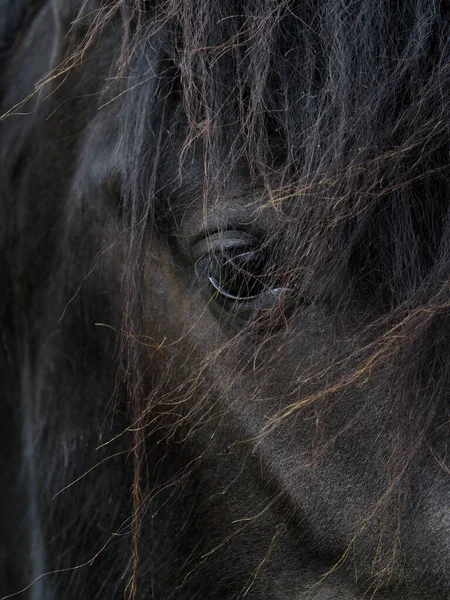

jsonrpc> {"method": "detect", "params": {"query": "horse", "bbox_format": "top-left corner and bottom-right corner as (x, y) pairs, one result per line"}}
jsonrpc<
(1, 1), (449, 598)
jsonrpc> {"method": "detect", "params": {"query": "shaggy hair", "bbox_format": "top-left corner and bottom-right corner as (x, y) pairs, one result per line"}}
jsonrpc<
(1, 0), (450, 598)
(113, 0), (450, 499)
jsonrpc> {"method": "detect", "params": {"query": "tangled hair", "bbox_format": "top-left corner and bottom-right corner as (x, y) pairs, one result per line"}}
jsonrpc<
(104, 2), (450, 437)
(2, 0), (450, 597)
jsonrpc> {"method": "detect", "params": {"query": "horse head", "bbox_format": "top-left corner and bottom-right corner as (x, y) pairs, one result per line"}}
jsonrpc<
(1, 1), (449, 599)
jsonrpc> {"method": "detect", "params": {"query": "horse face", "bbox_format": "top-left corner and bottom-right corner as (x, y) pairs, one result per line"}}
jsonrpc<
(1, 2), (450, 599)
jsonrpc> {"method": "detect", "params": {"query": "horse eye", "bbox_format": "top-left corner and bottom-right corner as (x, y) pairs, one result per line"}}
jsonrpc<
(207, 247), (275, 302)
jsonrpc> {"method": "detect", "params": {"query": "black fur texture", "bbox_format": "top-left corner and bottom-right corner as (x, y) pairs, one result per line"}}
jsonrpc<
(1, 2), (450, 598)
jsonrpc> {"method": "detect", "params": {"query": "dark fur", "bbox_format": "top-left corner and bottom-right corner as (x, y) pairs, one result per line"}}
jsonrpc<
(1, 1), (449, 598)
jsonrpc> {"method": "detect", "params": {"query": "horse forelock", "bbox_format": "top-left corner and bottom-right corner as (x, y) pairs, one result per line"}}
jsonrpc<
(99, 0), (450, 401)
(17, 1), (450, 313)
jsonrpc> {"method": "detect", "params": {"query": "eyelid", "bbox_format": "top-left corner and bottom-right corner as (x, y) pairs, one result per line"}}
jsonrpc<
(190, 231), (261, 262)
